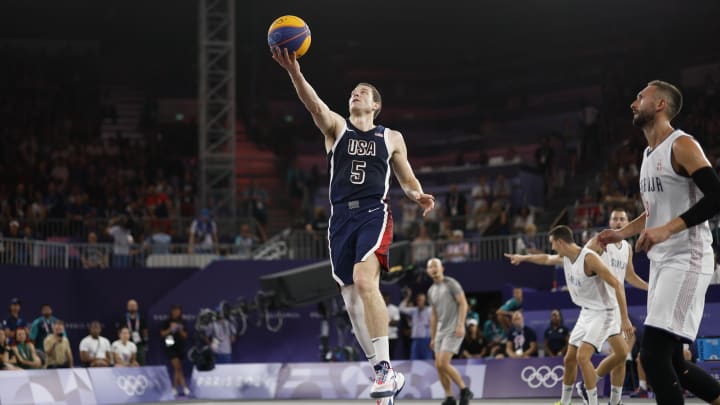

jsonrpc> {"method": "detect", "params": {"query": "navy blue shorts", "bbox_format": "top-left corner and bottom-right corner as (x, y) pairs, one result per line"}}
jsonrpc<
(328, 198), (393, 286)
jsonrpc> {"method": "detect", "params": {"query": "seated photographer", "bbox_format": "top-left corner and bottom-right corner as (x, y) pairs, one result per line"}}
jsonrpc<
(44, 320), (73, 368)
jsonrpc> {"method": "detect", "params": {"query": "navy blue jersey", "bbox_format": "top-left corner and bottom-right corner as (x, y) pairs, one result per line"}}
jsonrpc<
(328, 120), (391, 205)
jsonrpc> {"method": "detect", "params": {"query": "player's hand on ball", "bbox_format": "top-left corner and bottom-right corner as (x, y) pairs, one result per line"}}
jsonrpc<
(635, 226), (671, 253)
(270, 47), (300, 74)
(504, 253), (523, 265)
(411, 191), (435, 216)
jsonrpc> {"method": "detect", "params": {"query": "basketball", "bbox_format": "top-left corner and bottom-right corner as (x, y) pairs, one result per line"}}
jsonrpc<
(267, 15), (311, 58)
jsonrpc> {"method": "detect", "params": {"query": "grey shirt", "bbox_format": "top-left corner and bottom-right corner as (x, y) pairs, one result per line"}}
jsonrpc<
(428, 276), (464, 335)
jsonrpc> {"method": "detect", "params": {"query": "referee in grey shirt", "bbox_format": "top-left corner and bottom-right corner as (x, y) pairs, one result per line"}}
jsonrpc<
(427, 258), (474, 405)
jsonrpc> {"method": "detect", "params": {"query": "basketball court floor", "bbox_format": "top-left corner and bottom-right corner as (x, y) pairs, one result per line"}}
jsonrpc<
(146, 400), (706, 404)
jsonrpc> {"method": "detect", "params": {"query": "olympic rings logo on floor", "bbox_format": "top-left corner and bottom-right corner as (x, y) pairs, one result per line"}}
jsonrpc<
(520, 365), (564, 388)
(116, 375), (150, 396)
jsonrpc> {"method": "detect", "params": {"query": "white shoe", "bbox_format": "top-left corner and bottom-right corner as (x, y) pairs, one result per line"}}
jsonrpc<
(370, 361), (401, 398)
(182, 386), (190, 397)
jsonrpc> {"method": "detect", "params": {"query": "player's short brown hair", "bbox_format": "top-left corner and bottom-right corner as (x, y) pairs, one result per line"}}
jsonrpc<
(356, 82), (382, 119)
(549, 225), (574, 244)
(648, 80), (683, 121)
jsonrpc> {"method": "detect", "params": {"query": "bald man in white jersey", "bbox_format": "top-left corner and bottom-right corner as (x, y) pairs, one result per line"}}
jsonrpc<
(598, 80), (720, 405)
(506, 225), (633, 405)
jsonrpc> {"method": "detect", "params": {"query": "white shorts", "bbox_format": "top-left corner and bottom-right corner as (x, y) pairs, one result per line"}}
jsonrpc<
(569, 307), (618, 352)
(646, 251), (714, 342)
(434, 332), (463, 354)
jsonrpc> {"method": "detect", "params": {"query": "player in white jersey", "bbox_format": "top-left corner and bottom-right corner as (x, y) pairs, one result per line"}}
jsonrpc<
(505, 225), (633, 405)
(584, 208), (648, 405)
(598, 80), (720, 405)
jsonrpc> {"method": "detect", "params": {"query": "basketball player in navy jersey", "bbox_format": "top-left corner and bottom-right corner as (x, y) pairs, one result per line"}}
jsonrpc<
(272, 47), (434, 401)
(598, 80), (720, 404)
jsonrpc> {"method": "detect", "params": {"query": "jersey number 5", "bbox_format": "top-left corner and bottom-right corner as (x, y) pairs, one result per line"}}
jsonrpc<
(350, 160), (366, 184)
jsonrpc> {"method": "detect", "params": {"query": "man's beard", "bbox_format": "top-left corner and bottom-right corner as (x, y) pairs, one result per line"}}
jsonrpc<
(632, 110), (654, 128)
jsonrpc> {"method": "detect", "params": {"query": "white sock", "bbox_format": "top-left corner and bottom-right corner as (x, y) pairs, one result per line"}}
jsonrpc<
(610, 385), (623, 404)
(586, 386), (598, 405)
(639, 379), (647, 390)
(626, 352), (632, 361)
(560, 384), (574, 405)
(372, 336), (391, 365)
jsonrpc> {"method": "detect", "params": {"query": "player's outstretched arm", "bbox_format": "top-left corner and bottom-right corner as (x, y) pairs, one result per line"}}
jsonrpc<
(389, 130), (435, 216)
(636, 136), (720, 252)
(587, 254), (633, 339)
(271, 47), (344, 142)
(597, 212), (647, 246)
(504, 253), (562, 266)
(624, 249), (648, 291)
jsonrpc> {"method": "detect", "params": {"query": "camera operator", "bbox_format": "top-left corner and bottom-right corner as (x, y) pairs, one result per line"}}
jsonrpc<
(206, 307), (237, 364)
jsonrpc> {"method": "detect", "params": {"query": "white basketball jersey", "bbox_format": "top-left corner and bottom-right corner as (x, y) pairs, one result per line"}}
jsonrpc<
(600, 240), (630, 308)
(563, 247), (615, 310)
(639, 130), (713, 267)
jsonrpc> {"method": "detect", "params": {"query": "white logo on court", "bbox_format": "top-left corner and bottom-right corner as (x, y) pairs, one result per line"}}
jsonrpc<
(520, 365), (564, 388)
(116, 375), (150, 396)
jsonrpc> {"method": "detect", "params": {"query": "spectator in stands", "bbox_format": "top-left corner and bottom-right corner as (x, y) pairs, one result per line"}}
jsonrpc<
(492, 175), (512, 211)
(496, 287), (523, 331)
(512, 206), (535, 234)
(400, 196), (420, 239)
(444, 229), (470, 263)
(482, 311), (505, 357)
(399, 289), (433, 360)
(161, 305), (189, 397)
(535, 136), (555, 194)
(445, 184), (467, 231)
(79, 321), (111, 367)
(12, 328), (41, 369)
(459, 319), (487, 359)
(3, 297), (25, 342)
(188, 208), (219, 255)
(244, 182), (269, 242)
(304, 207), (328, 259)
(515, 223), (543, 254)
(145, 222), (172, 254)
(543, 309), (569, 357)
(411, 224), (435, 266)
(207, 310), (237, 364)
(471, 176), (491, 214)
(81, 231), (109, 269)
(383, 292), (401, 358)
(234, 224), (257, 259)
(112, 327), (139, 367)
(44, 320), (73, 368)
(0, 329), (19, 370)
(29, 304), (57, 352)
(503, 311), (537, 358)
(106, 215), (132, 267)
(118, 299), (148, 365)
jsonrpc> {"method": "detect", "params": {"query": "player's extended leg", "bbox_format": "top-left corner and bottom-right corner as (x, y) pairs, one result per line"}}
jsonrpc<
(670, 339), (720, 404)
(577, 342), (599, 405)
(341, 284), (376, 367)
(559, 345), (578, 405)
(601, 335), (629, 405)
(434, 352), (453, 399)
(354, 254), (404, 398)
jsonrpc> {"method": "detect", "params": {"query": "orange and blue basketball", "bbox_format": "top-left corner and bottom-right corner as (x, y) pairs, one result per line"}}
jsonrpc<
(267, 15), (311, 58)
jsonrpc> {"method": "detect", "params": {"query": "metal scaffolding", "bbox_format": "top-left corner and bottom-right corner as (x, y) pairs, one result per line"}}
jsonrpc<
(198, 0), (236, 223)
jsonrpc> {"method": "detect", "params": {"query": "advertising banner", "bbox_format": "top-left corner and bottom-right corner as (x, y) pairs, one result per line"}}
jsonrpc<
(274, 360), (485, 400)
(189, 363), (282, 399)
(87, 366), (173, 404)
(0, 368), (96, 405)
